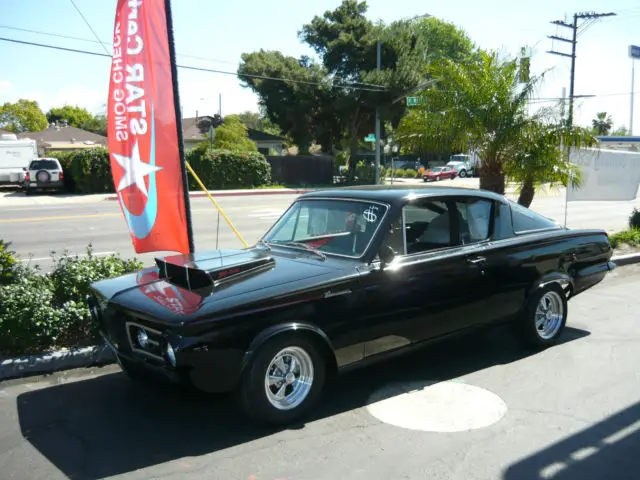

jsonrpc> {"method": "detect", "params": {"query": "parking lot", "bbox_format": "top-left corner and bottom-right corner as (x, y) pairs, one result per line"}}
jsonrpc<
(1, 264), (639, 480)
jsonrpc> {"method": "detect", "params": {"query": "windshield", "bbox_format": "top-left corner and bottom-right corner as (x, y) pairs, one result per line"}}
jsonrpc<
(262, 198), (389, 258)
(29, 159), (59, 170)
(432, 167), (445, 172)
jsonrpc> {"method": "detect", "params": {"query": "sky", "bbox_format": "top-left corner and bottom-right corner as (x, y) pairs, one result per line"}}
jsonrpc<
(1, 0), (639, 133)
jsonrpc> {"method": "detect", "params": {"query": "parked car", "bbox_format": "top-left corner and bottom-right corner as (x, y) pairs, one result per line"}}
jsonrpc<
(23, 158), (64, 194)
(88, 185), (615, 425)
(423, 166), (457, 181)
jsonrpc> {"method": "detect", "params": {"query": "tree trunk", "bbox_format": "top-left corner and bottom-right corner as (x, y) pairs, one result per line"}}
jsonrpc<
(478, 158), (505, 194)
(517, 178), (535, 207)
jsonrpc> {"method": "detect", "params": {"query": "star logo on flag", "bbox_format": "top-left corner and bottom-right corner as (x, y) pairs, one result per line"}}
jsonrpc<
(112, 141), (163, 197)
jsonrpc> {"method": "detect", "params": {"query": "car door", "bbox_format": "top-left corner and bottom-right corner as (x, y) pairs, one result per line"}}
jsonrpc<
(356, 197), (488, 358)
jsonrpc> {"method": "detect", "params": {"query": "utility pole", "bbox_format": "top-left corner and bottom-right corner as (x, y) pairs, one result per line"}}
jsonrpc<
(547, 11), (616, 127)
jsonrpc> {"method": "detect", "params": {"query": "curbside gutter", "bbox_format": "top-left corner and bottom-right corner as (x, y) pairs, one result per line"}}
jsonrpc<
(2, 252), (640, 382)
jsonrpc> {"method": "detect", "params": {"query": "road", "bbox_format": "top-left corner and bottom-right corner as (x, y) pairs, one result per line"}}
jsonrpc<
(1, 264), (639, 479)
(1, 179), (639, 271)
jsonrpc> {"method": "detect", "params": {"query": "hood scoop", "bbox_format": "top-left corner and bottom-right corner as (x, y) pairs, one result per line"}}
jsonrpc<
(155, 249), (275, 291)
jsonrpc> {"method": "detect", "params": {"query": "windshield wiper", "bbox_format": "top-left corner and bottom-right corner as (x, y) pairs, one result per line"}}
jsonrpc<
(281, 241), (327, 260)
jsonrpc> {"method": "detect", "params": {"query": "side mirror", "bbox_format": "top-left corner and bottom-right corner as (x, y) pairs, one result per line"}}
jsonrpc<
(379, 245), (396, 267)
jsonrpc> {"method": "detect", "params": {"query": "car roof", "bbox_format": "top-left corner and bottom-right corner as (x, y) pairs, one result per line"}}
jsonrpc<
(299, 185), (508, 206)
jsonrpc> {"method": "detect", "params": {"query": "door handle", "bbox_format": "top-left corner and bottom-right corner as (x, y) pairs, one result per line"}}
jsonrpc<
(466, 256), (486, 265)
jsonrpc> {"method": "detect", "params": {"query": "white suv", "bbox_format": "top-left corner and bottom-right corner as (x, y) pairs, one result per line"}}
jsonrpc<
(23, 158), (65, 195)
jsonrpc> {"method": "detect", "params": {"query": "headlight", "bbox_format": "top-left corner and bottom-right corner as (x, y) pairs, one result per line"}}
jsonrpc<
(165, 342), (176, 367)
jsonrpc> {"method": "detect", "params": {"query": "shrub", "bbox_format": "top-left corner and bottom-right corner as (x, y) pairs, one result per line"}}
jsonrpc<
(630, 208), (640, 230)
(0, 244), (143, 357)
(48, 148), (113, 194)
(417, 167), (426, 177)
(609, 229), (640, 249)
(0, 240), (18, 285)
(186, 148), (271, 190)
(405, 168), (418, 178)
(394, 169), (406, 178)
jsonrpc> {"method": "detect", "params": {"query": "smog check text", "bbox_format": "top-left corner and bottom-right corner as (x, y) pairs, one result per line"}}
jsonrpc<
(110, 1), (147, 143)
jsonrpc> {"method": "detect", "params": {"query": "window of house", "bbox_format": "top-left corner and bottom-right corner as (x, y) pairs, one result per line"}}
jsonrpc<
(455, 198), (493, 244)
(509, 200), (559, 234)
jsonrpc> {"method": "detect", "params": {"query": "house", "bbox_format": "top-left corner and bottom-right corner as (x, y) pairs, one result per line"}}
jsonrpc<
(181, 115), (287, 155)
(20, 125), (107, 154)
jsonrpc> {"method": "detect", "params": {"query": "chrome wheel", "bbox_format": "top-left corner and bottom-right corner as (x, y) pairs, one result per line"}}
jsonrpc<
(264, 346), (314, 411)
(535, 291), (564, 340)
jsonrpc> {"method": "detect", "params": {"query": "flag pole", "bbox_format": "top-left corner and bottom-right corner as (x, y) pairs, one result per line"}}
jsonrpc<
(164, 0), (195, 253)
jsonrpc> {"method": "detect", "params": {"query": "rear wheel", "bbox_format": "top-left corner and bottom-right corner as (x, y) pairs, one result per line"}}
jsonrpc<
(239, 334), (326, 425)
(516, 283), (567, 349)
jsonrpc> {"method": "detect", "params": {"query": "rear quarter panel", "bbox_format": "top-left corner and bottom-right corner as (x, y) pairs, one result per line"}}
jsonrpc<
(483, 228), (612, 322)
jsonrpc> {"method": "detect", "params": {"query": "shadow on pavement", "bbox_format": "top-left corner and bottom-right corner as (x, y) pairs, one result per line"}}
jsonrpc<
(503, 399), (640, 480)
(17, 325), (589, 479)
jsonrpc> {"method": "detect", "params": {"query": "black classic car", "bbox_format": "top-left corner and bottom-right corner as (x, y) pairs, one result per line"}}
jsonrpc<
(88, 186), (615, 425)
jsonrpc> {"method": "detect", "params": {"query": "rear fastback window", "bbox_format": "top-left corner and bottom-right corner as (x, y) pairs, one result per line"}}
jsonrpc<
(509, 200), (559, 233)
(30, 160), (59, 170)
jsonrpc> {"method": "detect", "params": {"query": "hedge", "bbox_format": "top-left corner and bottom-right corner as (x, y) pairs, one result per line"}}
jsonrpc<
(48, 145), (272, 194)
(47, 148), (114, 194)
(186, 146), (271, 190)
(0, 242), (143, 357)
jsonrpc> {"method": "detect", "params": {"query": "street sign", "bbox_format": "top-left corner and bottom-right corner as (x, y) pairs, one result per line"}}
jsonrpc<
(364, 133), (376, 142)
(406, 96), (425, 106)
(630, 45), (640, 59)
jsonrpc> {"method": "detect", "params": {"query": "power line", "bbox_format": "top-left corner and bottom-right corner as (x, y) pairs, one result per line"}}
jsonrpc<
(0, 23), (240, 66)
(0, 36), (387, 92)
(68, 0), (110, 55)
(547, 11), (617, 126)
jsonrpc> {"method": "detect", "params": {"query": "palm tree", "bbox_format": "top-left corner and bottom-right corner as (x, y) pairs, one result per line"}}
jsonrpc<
(396, 49), (542, 194)
(504, 121), (596, 207)
(591, 112), (613, 136)
(396, 49), (596, 200)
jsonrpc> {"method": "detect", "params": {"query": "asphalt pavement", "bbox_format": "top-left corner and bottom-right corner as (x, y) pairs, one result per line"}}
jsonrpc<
(1, 179), (639, 271)
(0, 264), (639, 479)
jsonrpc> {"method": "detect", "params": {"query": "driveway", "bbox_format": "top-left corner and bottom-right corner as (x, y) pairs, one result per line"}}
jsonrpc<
(1, 265), (639, 479)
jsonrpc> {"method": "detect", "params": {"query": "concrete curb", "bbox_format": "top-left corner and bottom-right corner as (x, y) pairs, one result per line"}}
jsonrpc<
(0, 344), (115, 382)
(611, 252), (640, 267)
(1, 252), (639, 382)
(106, 189), (312, 200)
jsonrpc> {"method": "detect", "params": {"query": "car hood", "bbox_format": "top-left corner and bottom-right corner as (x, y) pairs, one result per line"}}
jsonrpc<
(90, 247), (350, 325)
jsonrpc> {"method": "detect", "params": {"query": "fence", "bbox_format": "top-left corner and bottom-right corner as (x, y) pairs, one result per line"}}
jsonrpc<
(266, 155), (334, 186)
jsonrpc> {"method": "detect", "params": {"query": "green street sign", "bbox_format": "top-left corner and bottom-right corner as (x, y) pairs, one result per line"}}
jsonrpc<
(364, 133), (376, 142)
(406, 96), (425, 106)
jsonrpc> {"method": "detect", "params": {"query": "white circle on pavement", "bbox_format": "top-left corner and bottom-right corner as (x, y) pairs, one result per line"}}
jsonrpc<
(366, 380), (508, 433)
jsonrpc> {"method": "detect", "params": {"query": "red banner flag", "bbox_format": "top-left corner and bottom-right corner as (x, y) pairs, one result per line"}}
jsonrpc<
(107, 0), (192, 254)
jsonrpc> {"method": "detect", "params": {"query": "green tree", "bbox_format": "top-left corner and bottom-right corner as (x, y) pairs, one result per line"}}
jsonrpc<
(236, 109), (285, 138)
(0, 99), (48, 133)
(591, 112), (613, 136)
(239, 1), (474, 166)
(46, 105), (93, 127)
(209, 115), (258, 152)
(504, 121), (596, 207)
(611, 125), (629, 136)
(397, 50), (545, 193)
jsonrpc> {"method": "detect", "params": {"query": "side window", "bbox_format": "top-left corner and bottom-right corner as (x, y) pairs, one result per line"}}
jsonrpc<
(403, 201), (452, 254)
(509, 200), (558, 233)
(455, 198), (493, 244)
(380, 212), (405, 255)
(492, 201), (513, 240)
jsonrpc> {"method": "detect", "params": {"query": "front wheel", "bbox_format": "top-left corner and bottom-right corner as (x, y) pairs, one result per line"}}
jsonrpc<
(458, 169), (467, 178)
(239, 335), (326, 425)
(516, 283), (567, 349)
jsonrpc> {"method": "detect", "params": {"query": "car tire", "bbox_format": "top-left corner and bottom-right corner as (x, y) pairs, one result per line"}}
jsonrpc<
(239, 334), (327, 425)
(435, 176), (440, 181)
(516, 283), (567, 350)
(459, 169), (467, 178)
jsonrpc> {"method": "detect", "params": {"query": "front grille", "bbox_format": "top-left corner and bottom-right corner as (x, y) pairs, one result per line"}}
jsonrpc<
(125, 321), (166, 362)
